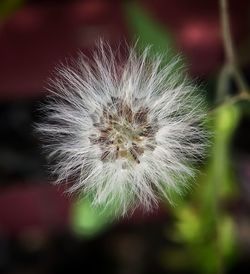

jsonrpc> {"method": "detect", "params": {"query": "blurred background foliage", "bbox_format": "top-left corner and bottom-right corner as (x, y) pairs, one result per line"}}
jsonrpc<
(0, 0), (250, 274)
(0, 0), (24, 20)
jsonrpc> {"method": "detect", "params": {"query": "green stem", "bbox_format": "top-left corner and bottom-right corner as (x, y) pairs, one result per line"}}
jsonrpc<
(220, 0), (249, 93)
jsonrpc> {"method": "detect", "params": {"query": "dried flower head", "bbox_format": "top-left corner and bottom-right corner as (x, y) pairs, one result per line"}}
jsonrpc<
(37, 42), (207, 215)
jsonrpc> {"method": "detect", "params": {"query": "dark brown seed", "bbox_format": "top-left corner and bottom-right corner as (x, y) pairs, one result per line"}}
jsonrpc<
(115, 146), (119, 159)
(101, 150), (110, 161)
(130, 148), (140, 164)
(123, 104), (133, 123)
(134, 108), (148, 124)
(146, 144), (156, 151)
(100, 127), (112, 134)
(132, 143), (144, 156)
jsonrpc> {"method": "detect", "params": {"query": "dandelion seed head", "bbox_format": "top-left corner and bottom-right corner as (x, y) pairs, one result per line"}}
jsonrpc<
(37, 42), (207, 215)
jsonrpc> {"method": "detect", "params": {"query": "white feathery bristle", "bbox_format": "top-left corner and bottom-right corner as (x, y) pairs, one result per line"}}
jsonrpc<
(37, 42), (207, 216)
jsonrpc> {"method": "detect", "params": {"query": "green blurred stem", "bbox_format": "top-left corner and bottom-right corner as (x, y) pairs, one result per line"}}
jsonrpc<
(211, 126), (224, 274)
(219, 0), (249, 95)
(210, 91), (250, 115)
(212, 0), (250, 112)
(213, 3), (232, 274)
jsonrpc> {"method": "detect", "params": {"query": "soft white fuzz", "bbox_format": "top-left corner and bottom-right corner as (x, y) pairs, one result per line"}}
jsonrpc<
(38, 43), (207, 215)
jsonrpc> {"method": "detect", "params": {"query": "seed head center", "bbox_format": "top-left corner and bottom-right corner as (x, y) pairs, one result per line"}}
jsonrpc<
(89, 98), (158, 166)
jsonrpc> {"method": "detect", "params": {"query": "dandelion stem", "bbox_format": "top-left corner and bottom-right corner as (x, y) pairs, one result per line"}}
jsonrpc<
(211, 0), (250, 113)
(219, 0), (249, 95)
(220, 0), (234, 64)
(210, 92), (250, 115)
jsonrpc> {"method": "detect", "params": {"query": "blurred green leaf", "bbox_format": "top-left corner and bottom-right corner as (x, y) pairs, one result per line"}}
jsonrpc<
(0, 0), (24, 20)
(219, 216), (236, 259)
(71, 197), (115, 238)
(174, 207), (201, 242)
(123, 1), (178, 62)
(203, 104), (241, 206)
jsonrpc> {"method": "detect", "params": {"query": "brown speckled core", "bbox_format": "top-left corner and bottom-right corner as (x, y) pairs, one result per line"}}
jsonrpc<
(89, 97), (158, 167)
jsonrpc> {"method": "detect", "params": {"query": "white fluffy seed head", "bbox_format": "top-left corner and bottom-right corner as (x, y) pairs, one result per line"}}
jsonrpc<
(37, 42), (207, 216)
